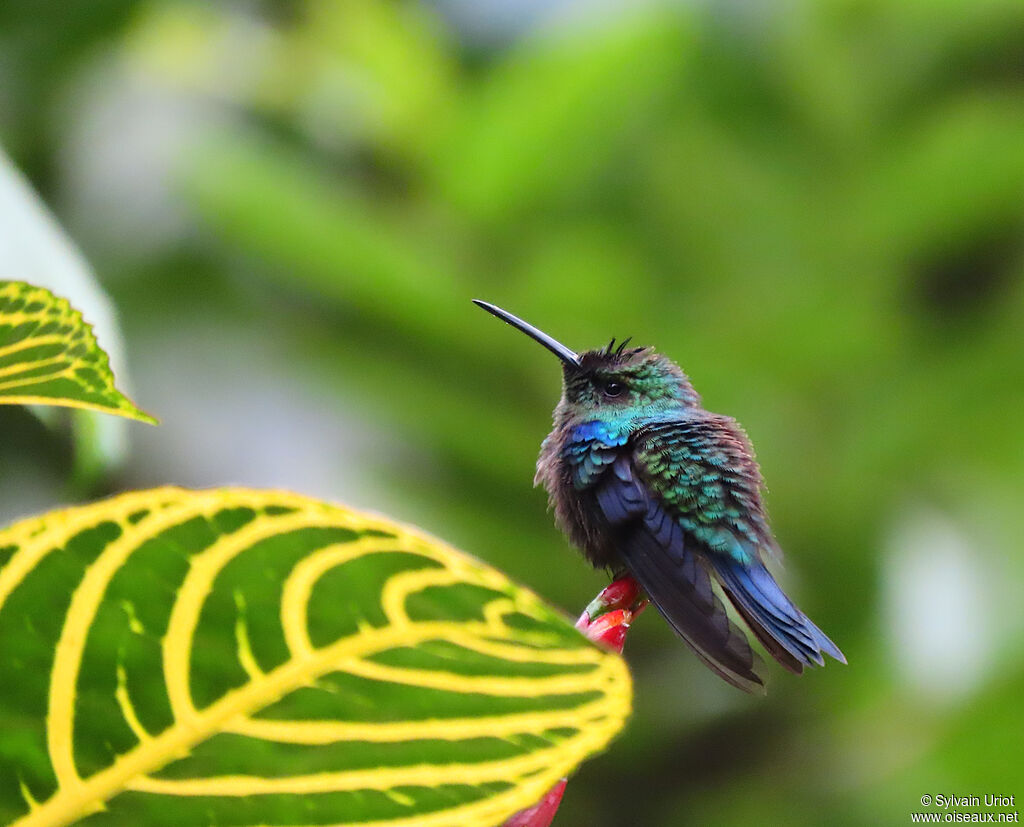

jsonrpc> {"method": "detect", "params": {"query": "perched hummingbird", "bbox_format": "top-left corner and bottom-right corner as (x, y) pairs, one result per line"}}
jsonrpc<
(475, 300), (845, 692)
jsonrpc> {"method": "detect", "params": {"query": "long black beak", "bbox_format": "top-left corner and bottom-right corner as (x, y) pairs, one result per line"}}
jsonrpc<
(473, 300), (581, 367)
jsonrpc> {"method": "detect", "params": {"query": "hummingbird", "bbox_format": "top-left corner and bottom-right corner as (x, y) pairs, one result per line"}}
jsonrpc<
(474, 300), (845, 692)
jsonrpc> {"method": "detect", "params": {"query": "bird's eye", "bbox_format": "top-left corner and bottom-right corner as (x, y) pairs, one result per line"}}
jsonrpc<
(603, 381), (625, 398)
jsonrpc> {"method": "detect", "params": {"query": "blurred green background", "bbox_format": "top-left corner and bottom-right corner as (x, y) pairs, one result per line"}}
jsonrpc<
(2, 0), (1023, 824)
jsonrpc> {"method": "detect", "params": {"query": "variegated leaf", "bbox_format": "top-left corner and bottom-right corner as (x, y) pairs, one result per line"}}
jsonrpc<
(0, 281), (155, 423)
(0, 488), (631, 826)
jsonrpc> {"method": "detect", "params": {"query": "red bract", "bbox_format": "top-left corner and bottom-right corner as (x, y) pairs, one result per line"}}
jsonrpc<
(584, 608), (631, 654)
(502, 778), (567, 827)
(576, 577), (644, 633)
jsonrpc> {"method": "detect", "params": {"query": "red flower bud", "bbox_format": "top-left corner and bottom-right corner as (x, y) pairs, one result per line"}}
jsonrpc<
(599, 577), (642, 610)
(577, 575), (645, 629)
(586, 608), (631, 654)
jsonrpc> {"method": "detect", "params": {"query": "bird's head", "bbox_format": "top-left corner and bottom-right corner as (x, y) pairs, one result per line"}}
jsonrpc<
(473, 300), (700, 420)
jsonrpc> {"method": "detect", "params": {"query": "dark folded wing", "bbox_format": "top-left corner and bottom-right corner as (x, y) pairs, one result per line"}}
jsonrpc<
(595, 454), (765, 693)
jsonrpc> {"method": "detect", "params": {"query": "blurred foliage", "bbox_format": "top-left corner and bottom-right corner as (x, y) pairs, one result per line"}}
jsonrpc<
(1, 0), (1022, 824)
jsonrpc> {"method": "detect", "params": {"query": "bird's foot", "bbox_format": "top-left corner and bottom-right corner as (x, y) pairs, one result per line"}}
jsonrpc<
(575, 575), (648, 654)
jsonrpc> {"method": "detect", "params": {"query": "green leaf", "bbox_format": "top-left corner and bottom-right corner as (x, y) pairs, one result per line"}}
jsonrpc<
(0, 488), (631, 826)
(0, 281), (155, 424)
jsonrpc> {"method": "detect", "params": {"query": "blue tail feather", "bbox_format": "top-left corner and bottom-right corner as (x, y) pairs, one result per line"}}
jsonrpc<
(711, 553), (845, 670)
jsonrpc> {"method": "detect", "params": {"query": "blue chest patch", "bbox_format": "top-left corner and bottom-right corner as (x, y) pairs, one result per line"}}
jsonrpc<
(563, 421), (629, 490)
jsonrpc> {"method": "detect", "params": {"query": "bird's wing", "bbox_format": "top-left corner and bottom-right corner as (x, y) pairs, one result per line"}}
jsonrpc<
(593, 451), (765, 692)
(630, 414), (845, 672)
